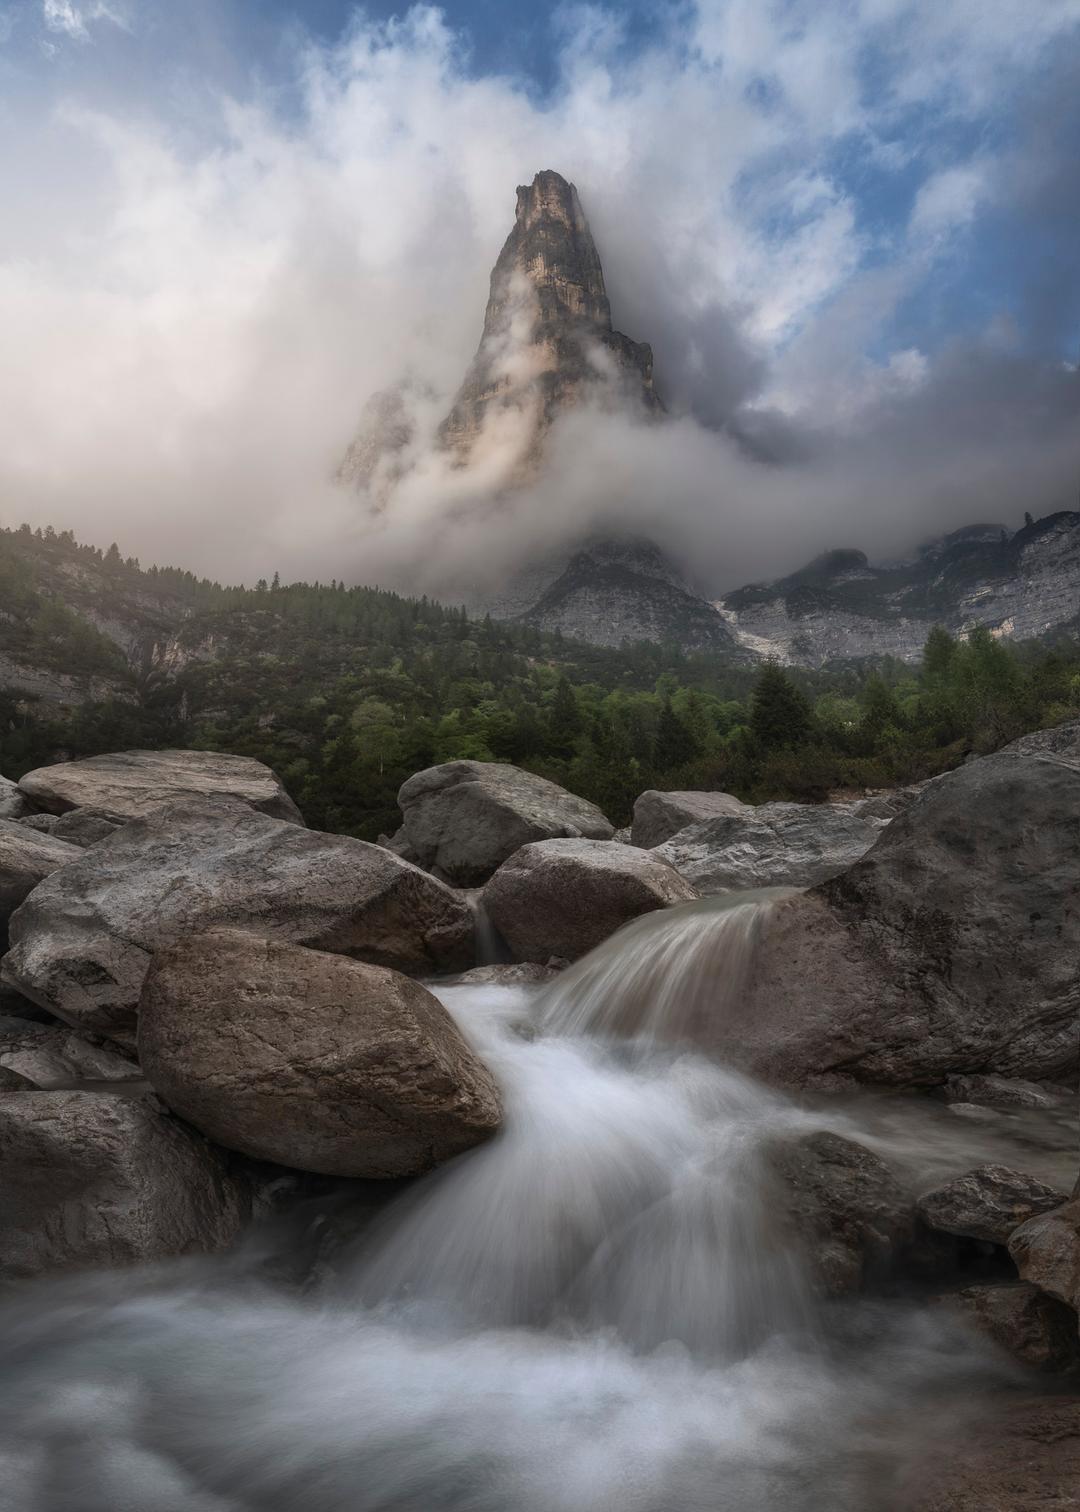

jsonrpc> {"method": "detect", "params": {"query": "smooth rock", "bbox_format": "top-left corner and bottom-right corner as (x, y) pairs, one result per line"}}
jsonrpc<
(138, 928), (503, 1178)
(949, 1282), (1080, 1372)
(0, 820), (81, 948)
(942, 1074), (1075, 1111)
(0, 1015), (142, 1088)
(0, 774), (31, 821)
(0, 1091), (254, 1280)
(2, 797), (474, 1043)
(51, 809), (125, 848)
(438, 962), (561, 987)
(766, 1130), (913, 1295)
(391, 760), (613, 885)
(654, 801), (882, 895)
(630, 789), (750, 849)
(1009, 1197), (1080, 1319)
(18, 748), (303, 824)
(917, 1165), (1068, 1246)
(482, 838), (696, 963)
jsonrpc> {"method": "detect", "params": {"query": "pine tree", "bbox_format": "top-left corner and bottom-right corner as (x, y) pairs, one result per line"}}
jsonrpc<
(922, 625), (956, 683)
(653, 698), (697, 770)
(749, 662), (813, 751)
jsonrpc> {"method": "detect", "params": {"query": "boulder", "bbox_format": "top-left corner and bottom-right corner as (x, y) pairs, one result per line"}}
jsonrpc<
(0, 1015), (142, 1088)
(0, 1090), (254, 1280)
(1009, 1197), (1080, 1320)
(654, 801), (883, 895)
(766, 1130), (913, 1295)
(2, 797), (474, 1043)
(138, 928), (502, 1178)
(712, 745), (1080, 1087)
(16, 812), (61, 834)
(1000, 716), (1080, 766)
(630, 789), (750, 848)
(917, 1165), (1068, 1246)
(908, 1397), (1080, 1512)
(0, 1065), (34, 1090)
(482, 838), (696, 963)
(17, 748), (303, 824)
(390, 760), (613, 885)
(0, 820), (81, 948)
(948, 1282), (1080, 1372)
(438, 962), (561, 987)
(942, 1074), (1074, 1111)
(0, 774), (31, 821)
(51, 809), (125, 848)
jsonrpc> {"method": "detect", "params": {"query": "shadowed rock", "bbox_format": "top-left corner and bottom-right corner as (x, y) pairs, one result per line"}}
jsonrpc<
(0, 820), (81, 949)
(917, 1165), (1068, 1246)
(631, 789), (751, 849)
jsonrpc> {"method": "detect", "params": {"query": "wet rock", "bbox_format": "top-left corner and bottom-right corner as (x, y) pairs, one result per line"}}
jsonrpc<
(948, 1282), (1080, 1372)
(51, 809), (125, 848)
(630, 789), (750, 849)
(138, 928), (502, 1179)
(17, 748), (303, 824)
(0, 1015), (142, 1089)
(0, 820), (80, 948)
(917, 1166), (1068, 1246)
(482, 838), (696, 963)
(438, 962), (561, 987)
(942, 1074), (1075, 1111)
(0, 1065), (34, 1090)
(1009, 1197), (1080, 1320)
(390, 760), (613, 885)
(2, 797), (474, 1044)
(0, 774), (31, 821)
(0, 1090), (254, 1280)
(654, 802), (882, 895)
(766, 1130), (913, 1295)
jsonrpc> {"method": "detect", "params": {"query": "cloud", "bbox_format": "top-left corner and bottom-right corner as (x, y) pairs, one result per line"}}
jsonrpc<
(0, 0), (1077, 594)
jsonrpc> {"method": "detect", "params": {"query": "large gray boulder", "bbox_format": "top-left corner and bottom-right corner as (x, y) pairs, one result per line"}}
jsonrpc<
(0, 1091), (254, 1280)
(482, 838), (696, 963)
(712, 745), (1080, 1087)
(138, 928), (503, 1178)
(0, 820), (81, 948)
(917, 1165), (1068, 1246)
(0, 774), (31, 821)
(631, 789), (750, 848)
(949, 1282), (1080, 1372)
(1000, 716), (1080, 766)
(390, 761), (613, 885)
(1009, 1197), (1080, 1323)
(17, 748), (303, 824)
(2, 797), (474, 1044)
(654, 801), (884, 895)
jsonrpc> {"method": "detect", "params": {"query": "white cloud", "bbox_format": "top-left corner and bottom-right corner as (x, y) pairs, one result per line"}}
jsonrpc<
(42, 0), (127, 42)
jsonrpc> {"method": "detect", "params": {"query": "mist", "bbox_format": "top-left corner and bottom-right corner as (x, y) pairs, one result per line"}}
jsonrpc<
(1, 0), (1078, 594)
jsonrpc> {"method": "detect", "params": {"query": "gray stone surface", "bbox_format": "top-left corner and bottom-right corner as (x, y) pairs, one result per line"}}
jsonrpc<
(917, 1165), (1068, 1245)
(0, 820), (81, 947)
(482, 838), (696, 963)
(2, 797), (474, 1044)
(0, 774), (31, 821)
(0, 1090), (254, 1280)
(948, 1282), (1080, 1372)
(393, 760), (613, 885)
(631, 788), (750, 848)
(51, 809), (125, 847)
(0, 1015), (141, 1088)
(18, 748), (303, 824)
(942, 1074), (1074, 1111)
(1009, 1197), (1080, 1322)
(138, 928), (503, 1179)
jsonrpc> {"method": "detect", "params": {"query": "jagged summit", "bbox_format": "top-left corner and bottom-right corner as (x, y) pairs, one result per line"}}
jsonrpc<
(438, 169), (661, 462)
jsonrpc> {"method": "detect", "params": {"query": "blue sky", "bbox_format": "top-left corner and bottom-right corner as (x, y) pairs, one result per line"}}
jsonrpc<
(0, 0), (1078, 587)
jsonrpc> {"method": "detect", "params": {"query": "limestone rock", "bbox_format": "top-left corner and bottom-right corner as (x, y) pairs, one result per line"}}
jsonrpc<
(51, 809), (125, 847)
(17, 748), (303, 824)
(2, 797), (474, 1043)
(393, 760), (613, 885)
(766, 1130), (913, 1295)
(0, 1091), (254, 1280)
(654, 801), (883, 895)
(949, 1282), (1080, 1372)
(631, 789), (750, 848)
(917, 1165), (1068, 1245)
(0, 820), (81, 948)
(0, 774), (31, 821)
(1009, 1197), (1080, 1319)
(482, 838), (696, 963)
(138, 928), (503, 1178)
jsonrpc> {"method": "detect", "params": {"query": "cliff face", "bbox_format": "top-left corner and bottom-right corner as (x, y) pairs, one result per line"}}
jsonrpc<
(438, 170), (661, 466)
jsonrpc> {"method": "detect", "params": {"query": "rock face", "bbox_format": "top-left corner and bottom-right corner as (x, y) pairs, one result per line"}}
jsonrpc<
(50, 809), (125, 847)
(0, 774), (30, 820)
(654, 801), (884, 895)
(766, 1130), (912, 1295)
(482, 838), (696, 962)
(949, 1282), (1080, 1372)
(0, 820), (80, 948)
(908, 1397), (1080, 1512)
(1009, 1198), (1080, 1321)
(2, 797), (474, 1043)
(391, 760), (614, 885)
(631, 789), (751, 849)
(138, 929), (503, 1178)
(917, 1165), (1068, 1246)
(0, 1091), (253, 1280)
(0, 1015), (142, 1088)
(721, 744), (1080, 1087)
(17, 748), (303, 824)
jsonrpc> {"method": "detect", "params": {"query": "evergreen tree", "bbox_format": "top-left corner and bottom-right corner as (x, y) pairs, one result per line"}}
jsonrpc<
(749, 662), (813, 750)
(922, 625), (956, 683)
(653, 698), (697, 770)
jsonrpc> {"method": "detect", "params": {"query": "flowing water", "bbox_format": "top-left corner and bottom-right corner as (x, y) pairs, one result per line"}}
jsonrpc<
(0, 892), (1063, 1512)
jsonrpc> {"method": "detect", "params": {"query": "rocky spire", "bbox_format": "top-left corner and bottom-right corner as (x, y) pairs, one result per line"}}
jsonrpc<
(439, 170), (662, 463)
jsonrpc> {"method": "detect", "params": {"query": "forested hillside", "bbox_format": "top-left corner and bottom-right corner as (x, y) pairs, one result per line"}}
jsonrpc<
(2, 522), (1079, 838)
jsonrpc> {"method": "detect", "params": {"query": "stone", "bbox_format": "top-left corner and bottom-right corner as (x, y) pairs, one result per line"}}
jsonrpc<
(0, 1015), (142, 1088)
(138, 928), (503, 1178)
(654, 801), (884, 895)
(0, 1090), (254, 1281)
(631, 789), (750, 848)
(948, 1282), (1080, 1372)
(16, 812), (61, 833)
(392, 760), (614, 885)
(438, 962), (561, 987)
(2, 797), (474, 1044)
(0, 774), (31, 821)
(51, 808), (124, 847)
(766, 1130), (913, 1295)
(482, 838), (696, 963)
(1001, 716), (1080, 767)
(907, 1397), (1080, 1512)
(17, 748), (303, 824)
(0, 1065), (34, 1090)
(942, 1074), (1075, 1111)
(714, 744), (1080, 1087)
(1009, 1197), (1080, 1319)
(0, 820), (81, 948)
(917, 1165), (1068, 1246)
